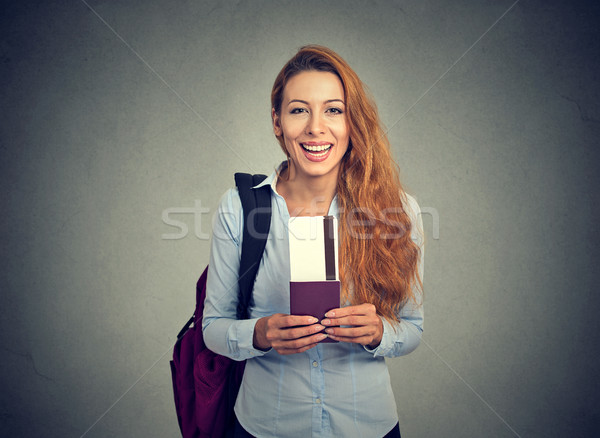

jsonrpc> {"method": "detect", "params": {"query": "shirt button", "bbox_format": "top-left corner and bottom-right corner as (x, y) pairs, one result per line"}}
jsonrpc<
(315, 398), (321, 404)
(312, 361), (318, 368)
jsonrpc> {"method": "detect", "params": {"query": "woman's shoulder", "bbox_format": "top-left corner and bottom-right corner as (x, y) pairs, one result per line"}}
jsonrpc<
(402, 192), (421, 219)
(217, 186), (243, 213)
(213, 187), (244, 242)
(402, 192), (424, 245)
(217, 167), (279, 214)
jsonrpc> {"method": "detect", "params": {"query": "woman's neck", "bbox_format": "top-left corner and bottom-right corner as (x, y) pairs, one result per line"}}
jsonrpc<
(276, 162), (339, 217)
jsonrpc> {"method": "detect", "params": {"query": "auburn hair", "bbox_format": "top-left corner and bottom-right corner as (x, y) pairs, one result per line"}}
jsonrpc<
(271, 45), (422, 323)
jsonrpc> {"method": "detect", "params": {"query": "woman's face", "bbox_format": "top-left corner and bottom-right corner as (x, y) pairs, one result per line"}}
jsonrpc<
(273, 71), (349, 180)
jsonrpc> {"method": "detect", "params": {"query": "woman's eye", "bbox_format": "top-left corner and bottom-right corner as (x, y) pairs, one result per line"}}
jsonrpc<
(326, 107), (343, 114)
(290, 108), (308, 114)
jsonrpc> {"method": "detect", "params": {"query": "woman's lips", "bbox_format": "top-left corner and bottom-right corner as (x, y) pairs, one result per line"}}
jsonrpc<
(300, 142), (333, 162)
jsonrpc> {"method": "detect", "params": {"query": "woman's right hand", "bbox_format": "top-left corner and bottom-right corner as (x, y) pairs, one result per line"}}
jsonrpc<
(253, 314), (327, 355)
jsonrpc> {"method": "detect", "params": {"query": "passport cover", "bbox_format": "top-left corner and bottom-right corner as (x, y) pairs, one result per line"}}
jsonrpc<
(290, 280), (341, 343)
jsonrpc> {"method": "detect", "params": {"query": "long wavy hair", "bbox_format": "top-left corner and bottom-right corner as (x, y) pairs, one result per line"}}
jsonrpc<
(271, 45), (422, 322)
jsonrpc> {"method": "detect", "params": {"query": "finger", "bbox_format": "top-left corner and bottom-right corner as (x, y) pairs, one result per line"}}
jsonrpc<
(323, 307), (347, 318)
(324, 303), (376, 319)
(267, 313), (319, 330)
(279, 324), (325, 340)
(325, 326), (374, 338)
(270, 314), (319, 329)
(266, 324), (323, 345)
(322, 315), (373, 327)
(273, 332), (327, 350)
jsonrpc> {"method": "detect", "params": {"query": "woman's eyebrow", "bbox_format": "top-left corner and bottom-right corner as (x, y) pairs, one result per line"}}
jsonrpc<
(287, 98), (346, 105)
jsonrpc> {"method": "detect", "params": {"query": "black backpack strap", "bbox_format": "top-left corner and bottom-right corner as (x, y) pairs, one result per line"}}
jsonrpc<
(235, 173), (272, 320)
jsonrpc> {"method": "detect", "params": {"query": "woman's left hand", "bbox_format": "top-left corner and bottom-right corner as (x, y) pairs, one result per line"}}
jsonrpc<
(321, 303), (384, 349)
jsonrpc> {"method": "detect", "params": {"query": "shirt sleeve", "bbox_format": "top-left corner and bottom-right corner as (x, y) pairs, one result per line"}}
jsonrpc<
(364, 193), (425, 357)
(201, 188), (272, 361)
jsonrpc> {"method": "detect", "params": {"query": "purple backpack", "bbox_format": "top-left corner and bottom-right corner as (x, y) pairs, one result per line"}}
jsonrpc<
(170, 173), (272, 437)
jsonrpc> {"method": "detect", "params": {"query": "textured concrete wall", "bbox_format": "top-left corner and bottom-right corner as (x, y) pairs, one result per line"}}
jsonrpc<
(1, 1), (599, 437)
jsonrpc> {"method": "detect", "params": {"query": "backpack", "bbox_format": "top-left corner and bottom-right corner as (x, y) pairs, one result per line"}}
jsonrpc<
(170, 173), (272, 438)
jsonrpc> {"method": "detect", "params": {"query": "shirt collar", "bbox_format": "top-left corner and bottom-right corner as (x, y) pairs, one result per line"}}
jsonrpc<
(251, 161), (285, 191)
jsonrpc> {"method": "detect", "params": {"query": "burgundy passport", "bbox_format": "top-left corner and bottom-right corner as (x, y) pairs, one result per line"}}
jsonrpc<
(290, 280), (340, 343)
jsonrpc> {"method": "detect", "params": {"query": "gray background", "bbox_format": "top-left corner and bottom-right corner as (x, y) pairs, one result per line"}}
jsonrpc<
(1, 1), (599, 437)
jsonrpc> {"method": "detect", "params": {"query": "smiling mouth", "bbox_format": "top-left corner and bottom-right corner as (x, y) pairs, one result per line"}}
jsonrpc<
(301, 143), (332, 155)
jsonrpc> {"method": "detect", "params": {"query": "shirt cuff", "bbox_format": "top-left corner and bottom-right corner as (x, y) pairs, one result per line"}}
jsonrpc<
(233, 317), (272, 359)
(363, 318), (401, 356)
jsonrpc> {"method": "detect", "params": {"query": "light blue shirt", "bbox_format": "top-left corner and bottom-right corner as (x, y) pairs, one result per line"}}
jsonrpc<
(202, 164), (424, 438)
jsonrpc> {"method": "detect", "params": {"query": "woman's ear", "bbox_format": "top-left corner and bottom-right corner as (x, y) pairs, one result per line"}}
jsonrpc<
(272, 108), (282, 136)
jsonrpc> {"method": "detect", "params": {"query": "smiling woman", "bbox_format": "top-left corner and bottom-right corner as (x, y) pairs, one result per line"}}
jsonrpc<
(202, 45), (424, 438)
(273, 70), (349, 179)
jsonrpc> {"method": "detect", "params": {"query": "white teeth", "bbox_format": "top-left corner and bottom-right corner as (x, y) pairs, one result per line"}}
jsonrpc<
(302, 143), (332, 152)
(308, 149), (328, 157)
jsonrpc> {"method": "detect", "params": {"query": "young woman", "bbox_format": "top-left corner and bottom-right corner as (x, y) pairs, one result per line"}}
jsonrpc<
(203, 45), (424, 438)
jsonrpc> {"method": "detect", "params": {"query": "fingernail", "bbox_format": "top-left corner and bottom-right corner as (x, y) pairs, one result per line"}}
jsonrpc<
(321, 319), (331, 325)
(325, 311), (335, 317)
(325, 328), (333, 334)
(318, 334), (328, 341)
(309, 317), (318, 323)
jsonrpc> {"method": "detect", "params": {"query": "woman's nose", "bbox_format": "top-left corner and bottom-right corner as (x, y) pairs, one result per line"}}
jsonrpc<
(306, 113), (325, 135)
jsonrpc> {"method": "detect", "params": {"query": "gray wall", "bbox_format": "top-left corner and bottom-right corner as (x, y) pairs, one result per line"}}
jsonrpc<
(1, 1), (599, 437)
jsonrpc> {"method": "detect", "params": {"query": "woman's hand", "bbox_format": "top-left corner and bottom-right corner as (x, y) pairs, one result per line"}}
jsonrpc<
(321, 304), (384, 349)
(253, 314), (327, 355)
